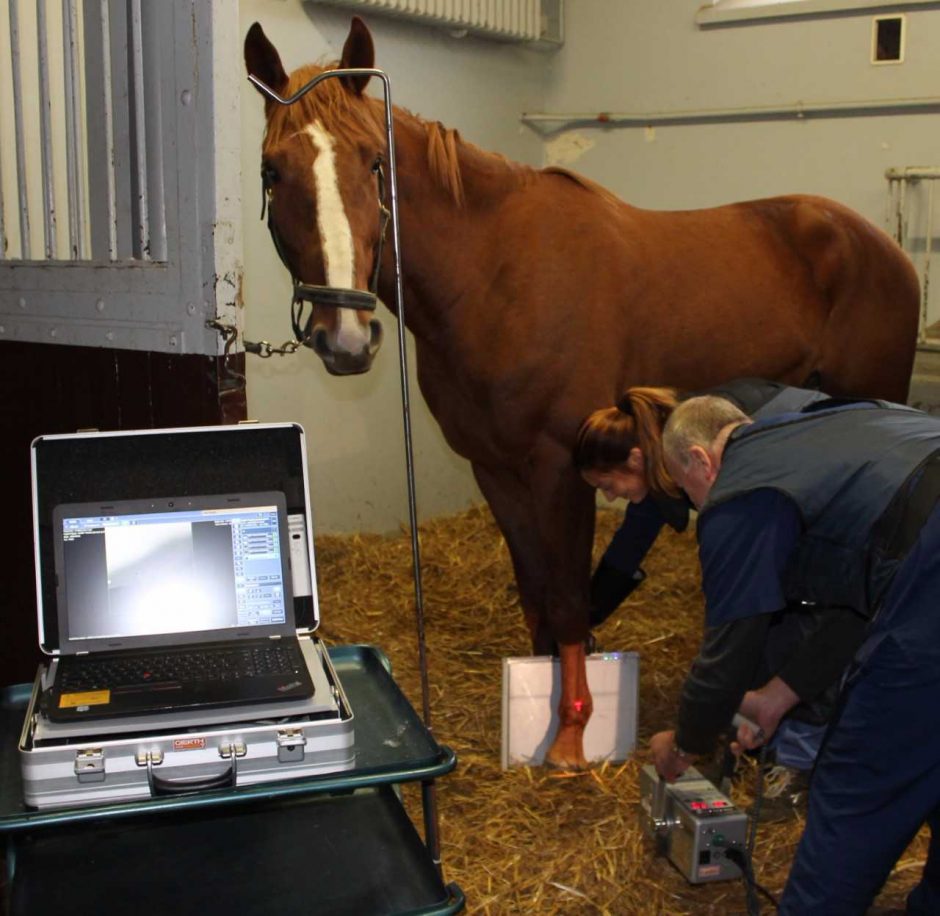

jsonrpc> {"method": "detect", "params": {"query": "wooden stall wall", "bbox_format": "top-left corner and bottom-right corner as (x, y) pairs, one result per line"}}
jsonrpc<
(0, 341), (246, 686)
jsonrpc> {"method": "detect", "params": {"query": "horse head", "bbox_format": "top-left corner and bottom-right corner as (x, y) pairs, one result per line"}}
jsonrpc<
(245, 18), (385, 375)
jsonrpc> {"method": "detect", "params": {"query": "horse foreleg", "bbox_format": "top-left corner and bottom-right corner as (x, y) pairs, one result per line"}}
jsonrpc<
(547, 641), (593, 770)
(530, 450), (597, 770)
(474, 450), (597, 770)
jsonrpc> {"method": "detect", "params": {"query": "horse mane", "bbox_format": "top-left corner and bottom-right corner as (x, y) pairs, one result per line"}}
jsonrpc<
(264, 62), (535, 209)
(424, 119), (465, 207)
(543, 166), (625, 208)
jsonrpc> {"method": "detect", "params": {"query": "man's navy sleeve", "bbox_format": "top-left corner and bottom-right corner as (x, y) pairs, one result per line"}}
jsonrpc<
(698, 489), (802, 626)
(673, 489), (802, 754)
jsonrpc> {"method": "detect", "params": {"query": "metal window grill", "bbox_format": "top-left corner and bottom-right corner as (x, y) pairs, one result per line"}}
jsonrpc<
(0, 0), (166, 264)
(310, 0), (563, 45)
(0, 1), (239, 357)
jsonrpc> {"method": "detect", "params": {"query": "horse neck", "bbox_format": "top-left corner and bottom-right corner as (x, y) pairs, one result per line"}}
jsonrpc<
(379, 112), (529, 341)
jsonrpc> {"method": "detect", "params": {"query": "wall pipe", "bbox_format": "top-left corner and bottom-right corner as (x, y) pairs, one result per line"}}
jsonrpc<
(521, 95), (940, 136)
(886, 167), (940, 180)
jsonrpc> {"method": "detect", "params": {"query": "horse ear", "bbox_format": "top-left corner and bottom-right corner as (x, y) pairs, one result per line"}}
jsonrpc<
(244, 22), (288, 96)
(339, 16), (375, 96)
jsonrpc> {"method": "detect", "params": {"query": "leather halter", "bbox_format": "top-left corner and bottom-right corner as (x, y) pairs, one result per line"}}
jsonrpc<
(261, 155), (390, 346)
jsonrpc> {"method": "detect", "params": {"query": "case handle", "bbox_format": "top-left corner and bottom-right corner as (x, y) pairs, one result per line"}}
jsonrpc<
(146, 754), (237, 797)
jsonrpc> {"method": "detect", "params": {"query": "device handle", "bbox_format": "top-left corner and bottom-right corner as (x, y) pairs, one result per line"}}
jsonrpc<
(731, 713), (765, 741)
(651, 773), (671, 856)
(146, 756), (237, 797)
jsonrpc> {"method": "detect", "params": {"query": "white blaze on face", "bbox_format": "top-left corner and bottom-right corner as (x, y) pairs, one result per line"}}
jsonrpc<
(303, 120), (369, 352)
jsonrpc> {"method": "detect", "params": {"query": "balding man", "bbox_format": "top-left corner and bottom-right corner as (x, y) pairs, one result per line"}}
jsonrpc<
(651, 394), (940, 915)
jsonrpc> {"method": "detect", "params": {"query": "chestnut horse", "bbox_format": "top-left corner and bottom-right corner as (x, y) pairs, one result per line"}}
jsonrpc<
(245, 18), (919, 769)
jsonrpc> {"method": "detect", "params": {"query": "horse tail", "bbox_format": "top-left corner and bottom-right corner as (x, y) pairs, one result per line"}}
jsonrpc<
(790, 196), (920, 403)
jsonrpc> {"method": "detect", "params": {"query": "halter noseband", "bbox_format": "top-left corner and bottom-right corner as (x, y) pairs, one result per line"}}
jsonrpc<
(261, 155), (390, 347)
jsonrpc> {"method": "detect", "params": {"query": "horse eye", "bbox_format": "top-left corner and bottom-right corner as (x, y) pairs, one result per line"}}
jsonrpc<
(261, 163), (279, 185)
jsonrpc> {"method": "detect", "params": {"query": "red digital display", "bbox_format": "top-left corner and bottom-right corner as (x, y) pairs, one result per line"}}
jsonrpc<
(690, 801), (707, 810)
(711, 800), (729, 808)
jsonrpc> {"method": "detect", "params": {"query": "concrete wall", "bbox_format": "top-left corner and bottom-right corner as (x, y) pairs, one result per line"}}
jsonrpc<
(239, 2), (547, 532)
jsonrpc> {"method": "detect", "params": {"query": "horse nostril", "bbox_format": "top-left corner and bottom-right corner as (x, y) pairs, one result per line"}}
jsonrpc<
(368, 318), (383, 355)
(311, 326), (330, 357)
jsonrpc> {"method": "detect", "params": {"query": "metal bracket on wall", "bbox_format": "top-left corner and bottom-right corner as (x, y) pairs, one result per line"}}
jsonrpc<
(887, 166), (940, 345)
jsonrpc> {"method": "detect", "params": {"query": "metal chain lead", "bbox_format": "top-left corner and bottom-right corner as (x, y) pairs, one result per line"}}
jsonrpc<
(205, 319), (305, 358)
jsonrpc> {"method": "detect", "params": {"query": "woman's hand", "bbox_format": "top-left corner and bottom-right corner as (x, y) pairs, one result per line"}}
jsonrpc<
(650, 729), (696, 782)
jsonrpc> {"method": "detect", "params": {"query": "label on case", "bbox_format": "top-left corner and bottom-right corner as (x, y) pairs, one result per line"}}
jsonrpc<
(59, 689), (110, 708)
(173, 737), (207, 751)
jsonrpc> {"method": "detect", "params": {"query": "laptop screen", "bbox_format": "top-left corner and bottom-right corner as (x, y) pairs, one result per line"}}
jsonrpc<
(52, 492), (295, 654)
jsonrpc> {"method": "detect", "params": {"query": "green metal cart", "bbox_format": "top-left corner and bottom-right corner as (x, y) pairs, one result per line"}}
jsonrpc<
(0, 645), (464, 916)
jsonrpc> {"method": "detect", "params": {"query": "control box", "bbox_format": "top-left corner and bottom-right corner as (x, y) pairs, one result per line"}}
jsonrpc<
(639, 764), (748, 883)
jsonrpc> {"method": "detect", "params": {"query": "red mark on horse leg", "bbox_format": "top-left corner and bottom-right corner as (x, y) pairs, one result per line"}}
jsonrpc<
(573, 699), (584, 713)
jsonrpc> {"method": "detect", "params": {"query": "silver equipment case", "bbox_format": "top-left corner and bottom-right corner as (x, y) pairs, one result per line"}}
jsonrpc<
(639, 764), (748, 883)
(19, 637), (354, 809)
(21, 422), (355, 810)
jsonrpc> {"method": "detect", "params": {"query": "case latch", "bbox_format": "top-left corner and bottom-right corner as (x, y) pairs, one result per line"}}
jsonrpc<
(218, 742), (247, 760)
(277, 728), (307, 762)
(135, 749), (165, 767)
(74, 748), (105, 783)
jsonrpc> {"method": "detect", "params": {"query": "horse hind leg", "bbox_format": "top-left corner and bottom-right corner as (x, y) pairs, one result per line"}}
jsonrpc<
(793, 199), (920, 403)
(470, 463), (552, 653)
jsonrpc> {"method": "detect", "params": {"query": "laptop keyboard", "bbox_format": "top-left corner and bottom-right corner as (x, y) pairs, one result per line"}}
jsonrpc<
(60, 644), (304, 691)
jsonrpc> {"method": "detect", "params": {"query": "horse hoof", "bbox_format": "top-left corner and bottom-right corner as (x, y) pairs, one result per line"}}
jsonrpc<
(544, 754), (589, 772)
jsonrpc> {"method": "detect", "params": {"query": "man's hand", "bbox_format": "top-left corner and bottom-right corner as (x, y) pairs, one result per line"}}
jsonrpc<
(650, 729), (696, 782)
(733, 675), (801, 753)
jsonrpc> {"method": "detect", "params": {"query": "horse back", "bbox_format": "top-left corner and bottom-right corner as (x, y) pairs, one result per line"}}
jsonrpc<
(412, 177), (920, 465)
(516, 180), (919, 403)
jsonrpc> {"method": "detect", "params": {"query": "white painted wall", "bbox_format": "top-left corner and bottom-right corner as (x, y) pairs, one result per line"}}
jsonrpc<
(539, 0), (938, 313)
(239, 2), (546, 532)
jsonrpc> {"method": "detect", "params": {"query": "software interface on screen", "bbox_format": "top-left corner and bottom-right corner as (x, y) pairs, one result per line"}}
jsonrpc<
(59, 503), (287, 642)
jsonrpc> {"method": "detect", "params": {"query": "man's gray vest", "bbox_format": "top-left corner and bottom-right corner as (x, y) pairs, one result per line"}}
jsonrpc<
(703, 402), (940, 618)
(654, 383), (830, 533)
(732, 381), (829, 419)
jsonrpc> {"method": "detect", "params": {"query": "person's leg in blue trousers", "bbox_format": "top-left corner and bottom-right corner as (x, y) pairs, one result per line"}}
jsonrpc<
(780, 509), (940, 915)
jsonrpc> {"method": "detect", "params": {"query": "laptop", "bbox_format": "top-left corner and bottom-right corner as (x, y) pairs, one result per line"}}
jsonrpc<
(41, 491), (315, 723)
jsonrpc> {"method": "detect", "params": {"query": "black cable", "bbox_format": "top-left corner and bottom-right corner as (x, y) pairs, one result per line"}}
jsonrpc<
(724, 846), (780, 912)
(747, 746), (768, 861)
(725, 745), (780, 913)
(724, 846), (760, 914)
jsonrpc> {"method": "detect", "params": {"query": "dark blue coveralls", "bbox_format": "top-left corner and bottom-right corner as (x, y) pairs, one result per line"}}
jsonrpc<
(693, 401), (940, 914)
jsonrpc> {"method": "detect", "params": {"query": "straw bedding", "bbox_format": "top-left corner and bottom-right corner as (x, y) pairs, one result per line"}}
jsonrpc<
(314, 505), (928, 914)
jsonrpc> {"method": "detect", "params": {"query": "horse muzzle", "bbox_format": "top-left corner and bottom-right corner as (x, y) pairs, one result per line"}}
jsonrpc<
(291, 283), (384, 373)
(308, 314), (384, 376)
